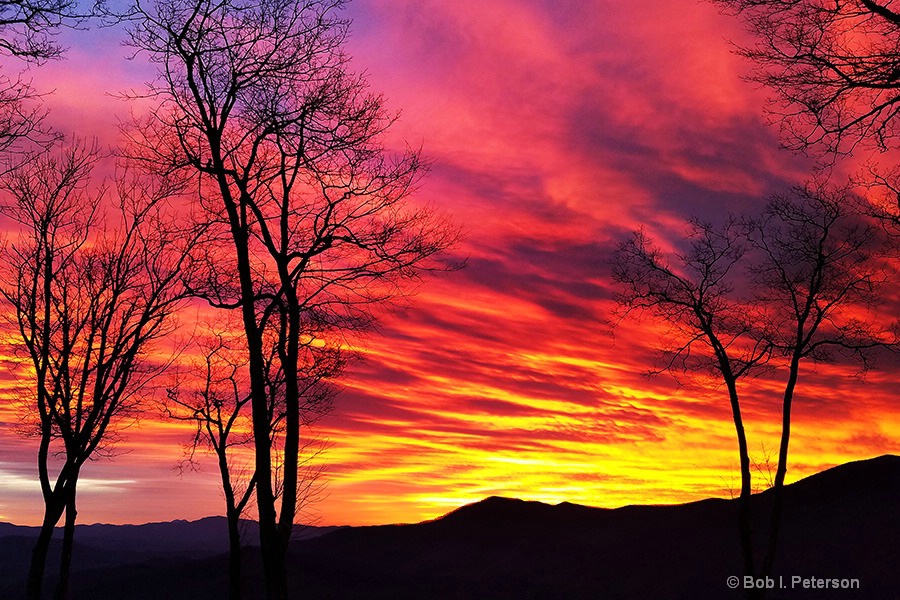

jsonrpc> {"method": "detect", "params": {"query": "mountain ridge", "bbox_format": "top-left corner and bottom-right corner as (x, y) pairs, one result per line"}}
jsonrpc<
(1, 454), (897, 599)
(3, 453), (896, 534)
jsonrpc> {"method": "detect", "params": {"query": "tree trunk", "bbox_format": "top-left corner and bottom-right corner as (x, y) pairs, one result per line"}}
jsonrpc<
(723, 376), (762, 600)
(26, 497), (65, 600)
(220, 448), (251, 600)
(53, 482), (78, 600)
(276, 280), (302, 565)
(226, 508), (243, 600)
(240, 260), (286, 600)
(239, 247), (285, 600)
(762, 357), (800, 580)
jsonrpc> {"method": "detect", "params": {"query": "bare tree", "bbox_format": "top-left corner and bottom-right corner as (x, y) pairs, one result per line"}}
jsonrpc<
(613, 184), (897, 598)
(0, 0), (89, 61)
(164, 329), (257, 600)
(750, 442), (776, 493)
(689, 1), (900, 236)
(123, 0), (458, 597)
(0, 139), (193, 600)
(164, 325), (341, 600)
(612, 218), (770, 588)
(0, 75), (55, 162)
(0, 0), (90, 166)
(711, 0), (900, 156)
(850, 164), (900, 236)
(744, 183), (898, 580)
(0, 0), (110, 156)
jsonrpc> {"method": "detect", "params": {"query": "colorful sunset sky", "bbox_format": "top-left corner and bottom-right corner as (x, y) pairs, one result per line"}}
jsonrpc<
(0, 0), (898, 527)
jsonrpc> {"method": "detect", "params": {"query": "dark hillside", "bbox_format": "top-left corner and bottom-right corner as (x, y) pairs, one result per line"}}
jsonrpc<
(1, 455), (897, 599)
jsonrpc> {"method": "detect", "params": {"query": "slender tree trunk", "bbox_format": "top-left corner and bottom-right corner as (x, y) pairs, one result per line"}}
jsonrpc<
(710, 332), (760, 599)
(723, 376), (762, 600)
(219, 444), (245, 600)
(226, 507), (243, 600)
(28, 394), (56, 600)
(276, 281), (302, 578)
(234, 216), (284, 600)
(762, 357), (800, 580)
(241, 262), (283, 600)
(54, 479), (79, 600)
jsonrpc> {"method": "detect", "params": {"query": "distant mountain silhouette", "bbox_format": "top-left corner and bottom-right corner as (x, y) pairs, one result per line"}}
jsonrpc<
(0, 517), (337, 596)
(2, 455), (897, 599)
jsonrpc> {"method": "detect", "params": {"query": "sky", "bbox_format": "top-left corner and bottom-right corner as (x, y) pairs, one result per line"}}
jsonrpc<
(0, 0), (898, 527)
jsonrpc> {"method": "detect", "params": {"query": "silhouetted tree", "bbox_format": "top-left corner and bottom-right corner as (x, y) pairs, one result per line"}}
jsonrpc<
(0, 0), (88, 61)
(124, 0), (458, 597)
(0, 76), (53, 162)
(712, 0), (900, 156)
(743, 183), (897, 581)
(0, 0), (91, 164)
(613, 184), (896, 598)
(0, 140), (193, 600)
(710, 0), (900, 244)
(612, 218), (770, 585)
(165, 330), (257, 600)
(164, 325), (340, 600)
